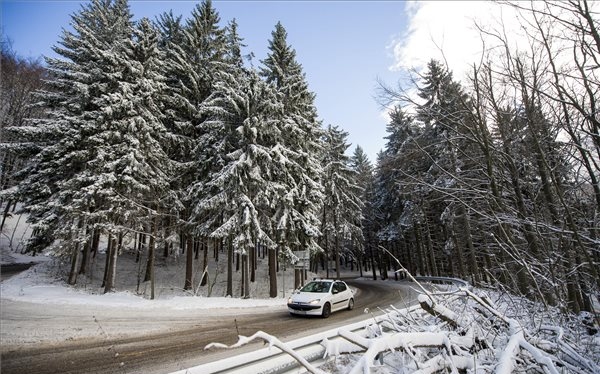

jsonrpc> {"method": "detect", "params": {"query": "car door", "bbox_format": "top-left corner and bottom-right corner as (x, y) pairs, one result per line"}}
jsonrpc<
(331, 281), (349, 311)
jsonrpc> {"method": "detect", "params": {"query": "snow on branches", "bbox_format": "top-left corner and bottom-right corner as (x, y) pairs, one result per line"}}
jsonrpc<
(320, 284), (598, 374)
(206, 279), (599, 373)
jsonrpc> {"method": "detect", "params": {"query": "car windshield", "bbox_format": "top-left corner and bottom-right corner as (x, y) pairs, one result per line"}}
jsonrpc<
(300, 281), (331, 293)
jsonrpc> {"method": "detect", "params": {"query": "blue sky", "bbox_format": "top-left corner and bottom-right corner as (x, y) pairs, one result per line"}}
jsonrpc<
(2, 0), (410, 162)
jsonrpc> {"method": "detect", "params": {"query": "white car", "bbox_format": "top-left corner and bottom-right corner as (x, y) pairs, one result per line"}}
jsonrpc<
(287, 279), (354, 318)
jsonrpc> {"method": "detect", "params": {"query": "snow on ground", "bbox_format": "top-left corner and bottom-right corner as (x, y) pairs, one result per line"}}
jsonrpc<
(0, 206), (35, 265)
(0, 209), (600, 373)
(0, 248), (296, 346)
(0, 206), (313, 308)
(1, 241), (297, 308)
(1, 210), (378, 351)
(1, 260), (287, 310)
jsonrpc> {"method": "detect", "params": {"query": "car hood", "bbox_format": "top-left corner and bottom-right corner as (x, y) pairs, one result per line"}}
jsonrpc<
(290, 292), (323, 303)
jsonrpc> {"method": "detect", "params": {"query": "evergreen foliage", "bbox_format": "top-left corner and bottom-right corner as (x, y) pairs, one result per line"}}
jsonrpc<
(375, 53), (599, 313)
(320, 125), (364, 279)
(2, 0), (340, 298)
(260, 21), (324, 257)
(5, 0), (595, 314)
(15, 0), (136, 258)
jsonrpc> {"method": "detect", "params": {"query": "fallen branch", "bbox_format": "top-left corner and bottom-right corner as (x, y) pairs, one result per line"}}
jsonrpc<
(412, 353), (475, 374)
(205, 330), (327, 374)
(418, 294), (460, 329)
(496, 320), (559, 374)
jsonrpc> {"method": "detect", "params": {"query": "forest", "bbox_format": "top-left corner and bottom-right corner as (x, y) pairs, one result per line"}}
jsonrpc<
(1, 0), (598, 317)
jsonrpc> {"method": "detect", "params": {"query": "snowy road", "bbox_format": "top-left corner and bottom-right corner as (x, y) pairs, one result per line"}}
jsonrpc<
(1, 279), (415, 374)
(0, 263), (35, 281)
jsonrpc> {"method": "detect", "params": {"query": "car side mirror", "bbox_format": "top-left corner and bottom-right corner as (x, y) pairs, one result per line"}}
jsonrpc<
(332, 289), (339, 294)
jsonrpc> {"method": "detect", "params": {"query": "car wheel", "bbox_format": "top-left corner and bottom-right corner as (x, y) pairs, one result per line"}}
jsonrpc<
(322, 303), (331, 318)
(347, 298), (354, 310)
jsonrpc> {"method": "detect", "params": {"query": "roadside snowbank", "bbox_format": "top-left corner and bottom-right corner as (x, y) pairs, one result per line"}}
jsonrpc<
(0, 249), (290, 310)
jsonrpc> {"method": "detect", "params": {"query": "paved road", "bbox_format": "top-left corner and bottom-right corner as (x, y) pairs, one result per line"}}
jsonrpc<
(0, 263), (35, 281)
(1, 279), (414, 374)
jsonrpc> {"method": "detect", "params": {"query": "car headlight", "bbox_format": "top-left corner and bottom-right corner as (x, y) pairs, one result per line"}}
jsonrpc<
(287, 297), (293, 304)
(309, 299), (320, 305)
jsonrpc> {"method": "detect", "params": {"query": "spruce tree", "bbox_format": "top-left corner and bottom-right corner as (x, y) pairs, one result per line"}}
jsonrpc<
(260, 23), (324, 288)
(194, 68), (284, 298)
(158, 0), (228, 290)
(16, 0), (134, 264)
(373, 106), (422, 277)
(16, 2), (173, 292)
(350, 146), (374, 277)
(90, 17), (171, 293)
(224, 18), (245, 68)
(321, 125), (364, 279)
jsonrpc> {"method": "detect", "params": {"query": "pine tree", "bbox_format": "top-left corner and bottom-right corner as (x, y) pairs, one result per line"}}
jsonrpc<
(260, 22), (324, 290)
(224, 18), (245, 68)
(414, 60), (479, 280)
(16, 1), (173, 293)
(16, 0), (134, 263)
(158, 0), (228, 291)
(321, 125), (364, 280)
(193, 68), (284, 298)
(350, 146), (374, 277)
(371, 107), (418, 277)
(92, 17), (171, 293)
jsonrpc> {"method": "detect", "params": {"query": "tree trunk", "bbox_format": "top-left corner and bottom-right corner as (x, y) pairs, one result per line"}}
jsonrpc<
(423, 220), (438, 276)
(226, 239), (233, 297)
(461, 206), (480, 284)
(136, 232), (145, 263)
(269, 245), (277, 298)
(91, 230), (100, 259)
(0, 199), (12, 232)
(149, 222), (156, 300)
(104, 235), (119, 294)
(242, 253), (250, 298)
(370, 245), (378, 280)
(68, 242), (80, 285)
(78, 226), (92, 275)
(184, 235), (193, 290)
(250, 242), (256, 283)
(333, 212), (341, 280)
(201, 238), (210, 286)
(414, 226), (425, 276)
(101, 234), (113, 288)
(144, 228), (154, 283)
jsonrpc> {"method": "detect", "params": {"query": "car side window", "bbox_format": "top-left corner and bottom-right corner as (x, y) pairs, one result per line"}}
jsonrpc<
(336, 282), (347, 292)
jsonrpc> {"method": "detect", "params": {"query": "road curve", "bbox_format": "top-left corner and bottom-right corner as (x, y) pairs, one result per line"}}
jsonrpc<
(1, 279), (415, 374)
(0, 263), (35, 281)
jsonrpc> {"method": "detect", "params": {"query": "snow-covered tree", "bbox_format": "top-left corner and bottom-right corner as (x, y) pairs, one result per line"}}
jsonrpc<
(192, 67), (284, 298)
(157, 0), (229, 291)
(350, 146), (374, 277)
(0, 44), (46, 231)
(224, 18), (245, 68)
(320, 125), (363, 280)
(14, 1), (174, 293)
(88, 17), (171, 293)
(14, 0), (134, 271)
(260, 22), (324, 289)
